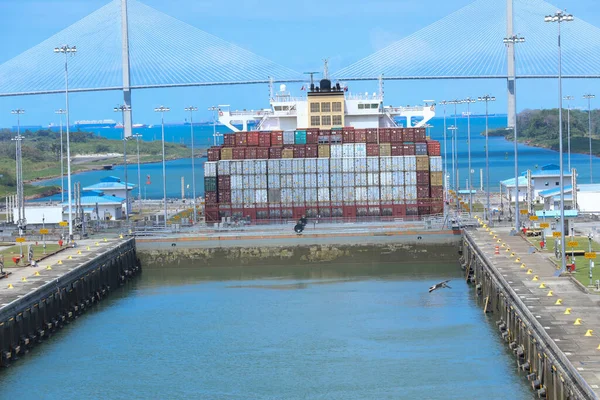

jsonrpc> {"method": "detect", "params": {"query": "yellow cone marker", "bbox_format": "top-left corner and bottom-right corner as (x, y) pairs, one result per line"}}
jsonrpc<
(87, 246), (90, 251)
(119, 234), (123, 239)
(506, 248), (511, 253)
(95, 242), (99, 246)
(586, 330), (594, 337)
(510, 252), (516, 257)
(103, 238), (107, 242)
(555, 299), (563, 305)
(67, 255), (72, 260)
(77, 250), (82, 255)
(21, 277), (26, 282)
(501, 243), (506, 248)
(596, 344), (600, 350)
(538, 283), (546, 289)
(497, 239), (502, 243)
(574, 318), (582, 325)
(46, 265), (52, 270)
(526, 269), (533, 275)
(564, 308), (572, 315)
(7, 284), (13, 289)
(34, 271), (40, 276)
(532, 275), (539, 281)
(57, 260), (63, 265)
(547, 291), (554, 297)
(515, 258), (521, 263)
(521, 263), (526, 269)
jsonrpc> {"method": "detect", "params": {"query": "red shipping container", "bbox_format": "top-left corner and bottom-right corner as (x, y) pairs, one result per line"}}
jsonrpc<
(415, 127), (426, 142)
(245, 147), (257, 159)
(219, 190), (231, 204)
(430, 202), (444, 214)
(418, 206), (431, 216)
(342, 130), (355, 143)
(307, 128), (320, 132)
(416, 171), (430, 186)
(427, 140), (441, 156)
(319, 130), (331, 136)
(306, 130), (319, 144)
(430, 185), (444, 199)
(392, 204), (406, 216)
(403, 128), (415, 142)
(354, 129), (367, 143)
(233, 148), (245, 159)
(379, 129), (391, 143)
(271, 131), (283, 146)
(294, 145), (306, 158)
(405, 204), (419, 216)
(417, 185), (430, 199)
(207, 147), (221, 161)
(366, 144), (380, 156)
(305, 145), (318, 158)
(235, 132), (247, 146)
(247, 131), (259, 146)
(205, 207), (219, 223)
(391, 144), (404, 156)
(366, 129), (378, 143)
(318, 135), (330, 144)
(205, 192), (218, 205)
(402, 144), (416, 155)
(256, 147), (269, 159)
(223, 134), (235, 146)
(269, 147), (282, 159)
(218, 175), (231, 190)
(390, 128), (403, 143)
(258, 132), (271, 147)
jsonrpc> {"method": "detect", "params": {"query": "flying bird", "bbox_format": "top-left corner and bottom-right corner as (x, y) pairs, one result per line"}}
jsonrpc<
(429, 280), (451, 293)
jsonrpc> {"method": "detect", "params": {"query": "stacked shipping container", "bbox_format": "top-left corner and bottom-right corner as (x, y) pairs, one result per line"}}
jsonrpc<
(204, 127), (443, 223)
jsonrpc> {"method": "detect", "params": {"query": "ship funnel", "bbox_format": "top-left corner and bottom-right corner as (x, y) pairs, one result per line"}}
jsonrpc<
(320, 79), (331, 92)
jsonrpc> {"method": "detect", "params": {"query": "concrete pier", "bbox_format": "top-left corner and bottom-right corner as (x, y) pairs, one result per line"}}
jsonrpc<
(463, 227), (600, 400)
(0, 238), (140, 366)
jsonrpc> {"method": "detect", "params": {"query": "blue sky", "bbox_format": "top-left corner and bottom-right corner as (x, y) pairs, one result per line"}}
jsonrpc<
(0, 0), (599, 128)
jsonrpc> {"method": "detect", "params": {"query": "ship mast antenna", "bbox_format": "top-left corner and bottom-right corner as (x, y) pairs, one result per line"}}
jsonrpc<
(303, 71), (319, 87)
(268, 76), (273, 101)
(378, 74), (384, 100)
(323, 58), (329, 79)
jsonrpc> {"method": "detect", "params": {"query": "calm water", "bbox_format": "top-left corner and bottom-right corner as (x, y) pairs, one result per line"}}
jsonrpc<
(32, 116), (599, 199)
(0, 262), (533, 400)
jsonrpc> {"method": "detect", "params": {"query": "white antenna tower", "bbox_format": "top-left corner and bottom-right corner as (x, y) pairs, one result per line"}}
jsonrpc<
(323, 58), (329, 79)
(268, 76), (273, 100)
(378, 74), (384, 99)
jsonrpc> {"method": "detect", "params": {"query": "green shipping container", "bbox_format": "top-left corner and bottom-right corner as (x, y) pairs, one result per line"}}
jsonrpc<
(204, 177), (217, 192)
(294, 131), (307, 145)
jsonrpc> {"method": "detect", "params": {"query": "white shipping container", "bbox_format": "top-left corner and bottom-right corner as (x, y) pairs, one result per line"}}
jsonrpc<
(367, 157), (379, 172)
(330, 173), (343, 187)
(355, 187), (368, 202)
(354, 157), (367, 173)
(331, 188), (344, 202)
(317, 173), (330, 187)
(404, 156), (417, 171)
(355, 173), (367, 186)
(342, 158), (355, 172)
(243, 189), (255, 205)
(367, 173), (380, 186)
(283, 131), (295, 145)
(342, 173), (355, 186)
(292, 173), (305, 187)
(218, 160), (231, 175)
(392, 171), (405, 186)
(230, 161), (242, 175)
(318, 188), (330, 202)
(305, 188), (318, 203)
(430, 156), (443, 172)
(381, 186), (394, 201)
(255, 160), (267, 175)
(330, 158), (343, 173)
(268, 174), (280, 189)
(404, 171), (417, 186)
(281, 188), (293, 204)
(267, 159), (280, 175)
(255, 174), (268, 189)
(392, 186), (405, 201)
(280, 159), (293, 174)
(242, 160), (255, 175)
(243, 175), (254, 189)
(317, 158), (329, 173)
(391, 156), (404, 172)
(292, 159), (305, 173)
(330, 144), (343, 158)
(367, 186), (380, 201)
(354, 143), (367, 157)
(380, 156), (393, 172)
(305, 173), (317, 188)
(232, 189), (243, 204)
(292, 188), (305, 203)
(405, 185), (417, 201)
(343, 187), (355, 201)
(280, 174), (293, 188)
(204, 161), (217, 177)
(342, 143), (355, 158)
(380, 172), (393, 186)
(304, 158), (317, 173)
(231, 175), (243, 189)
(255, 189), (268, 204)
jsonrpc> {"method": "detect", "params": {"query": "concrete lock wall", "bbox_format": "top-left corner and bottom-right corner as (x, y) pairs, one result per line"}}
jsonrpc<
(0, 239), (141, 367)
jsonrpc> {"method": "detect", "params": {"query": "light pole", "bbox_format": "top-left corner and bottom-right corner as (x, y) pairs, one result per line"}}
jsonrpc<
(583, 94), (595, 183)
(589, 233), (595, 287)
(11, 109), (25, 252)
(114, 105), (131, 223)
(54, 44), (76, 240)
(564, 96), (574, 171)
(478, 95), (496, 226)
(447, 100), (462, 192)
(184, 106), (198, 225)
(154, 106), (170, 226)
(439, 101), (449, 205)
(132, 133), (143, 214)
(503, 34), (525, 232)
(55, 109), (66, 202)
(448, 125), (458, 216)
(545, 10), (573, 273)
(464, 97), (476, 216)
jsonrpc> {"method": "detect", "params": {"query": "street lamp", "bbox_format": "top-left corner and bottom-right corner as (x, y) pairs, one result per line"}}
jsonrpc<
(447, 100), (462, 192)
(154, 106), (170, 226)
(132, 133), (143, 214)
(184, 106), (198, 225)
(478, 95), (496, 226)
(583, 94), (595, 183)
(11, 109), (25, 254)
(464, 97), (477, 216)
(448, 125), (458, 216)
(545, 10), (573, 273)
(563, 96), (574, 171)
(503, 34), (525, 232)
(439, 100), (449, 208)
(55, 109), (66, 203)
(114, 105), (131, 223)
(54, 44), (76, 240)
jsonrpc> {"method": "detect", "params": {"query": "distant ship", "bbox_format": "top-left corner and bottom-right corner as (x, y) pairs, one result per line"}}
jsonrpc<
(74, 119), (117, 129)
(115, 122), (147, 129)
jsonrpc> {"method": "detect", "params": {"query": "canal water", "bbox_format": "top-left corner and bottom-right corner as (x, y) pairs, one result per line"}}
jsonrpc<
(0, 262), (534, 399)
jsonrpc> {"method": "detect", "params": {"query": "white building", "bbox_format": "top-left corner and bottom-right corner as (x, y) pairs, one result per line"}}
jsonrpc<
(83, 176), (135, 212)
(574, 184), (600, 214)
(12, 206), (63, 224)
(61, 192), (125, 221)
(500, 164), (573, 204)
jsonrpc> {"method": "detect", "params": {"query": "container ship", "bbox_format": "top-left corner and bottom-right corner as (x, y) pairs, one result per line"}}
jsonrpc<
(203, 75), (443, 224)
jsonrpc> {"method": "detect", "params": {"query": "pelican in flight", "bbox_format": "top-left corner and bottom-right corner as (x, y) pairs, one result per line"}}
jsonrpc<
(429, 280), (451, 293)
